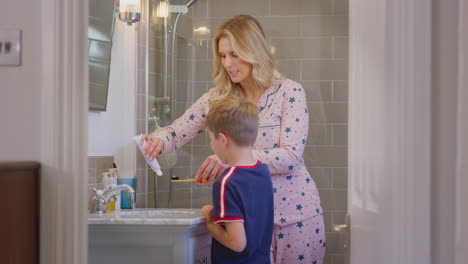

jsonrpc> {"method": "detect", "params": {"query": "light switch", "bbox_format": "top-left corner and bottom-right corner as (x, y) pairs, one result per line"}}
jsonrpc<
(0, 29), (21, 66)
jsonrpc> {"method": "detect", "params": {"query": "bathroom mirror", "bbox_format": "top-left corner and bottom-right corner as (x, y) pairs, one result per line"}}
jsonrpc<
(88, 0), (116, 111)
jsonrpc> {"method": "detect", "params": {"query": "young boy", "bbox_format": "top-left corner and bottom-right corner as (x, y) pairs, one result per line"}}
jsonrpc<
(201, 96), (274, 264)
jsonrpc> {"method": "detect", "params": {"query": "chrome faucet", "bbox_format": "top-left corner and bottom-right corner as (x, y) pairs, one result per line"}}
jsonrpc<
(91, 184), (135, 214)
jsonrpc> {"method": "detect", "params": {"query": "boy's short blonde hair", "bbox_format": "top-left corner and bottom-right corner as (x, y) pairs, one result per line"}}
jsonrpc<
(205, 96), (259, 146)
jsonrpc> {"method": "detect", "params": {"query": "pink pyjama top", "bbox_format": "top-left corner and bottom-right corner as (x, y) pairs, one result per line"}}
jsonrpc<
(155, 79), (323, 226)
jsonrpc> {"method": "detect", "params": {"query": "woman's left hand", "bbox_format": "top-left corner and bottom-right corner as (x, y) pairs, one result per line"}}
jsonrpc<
(196, 154), (227, 185)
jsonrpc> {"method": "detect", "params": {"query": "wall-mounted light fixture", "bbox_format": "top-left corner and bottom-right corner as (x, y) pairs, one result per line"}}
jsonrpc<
(118, 0), (141, 26)
(194, 26), (210, 35)
(156, 1), (169, 18)
(155, 1), (190, 18)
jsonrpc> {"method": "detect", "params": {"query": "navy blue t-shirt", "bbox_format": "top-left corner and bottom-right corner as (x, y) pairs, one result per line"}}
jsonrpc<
(211, 161), (274, 264)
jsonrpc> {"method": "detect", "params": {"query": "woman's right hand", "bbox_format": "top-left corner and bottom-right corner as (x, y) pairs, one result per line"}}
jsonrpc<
(140, 134), (163, 160)
(196, 154), (228, 185)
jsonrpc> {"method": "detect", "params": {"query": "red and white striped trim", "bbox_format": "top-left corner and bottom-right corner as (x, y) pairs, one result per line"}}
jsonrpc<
(214, 217), (244, 224)
(219, 166), (236, 218)
(235, 160), (259, 168)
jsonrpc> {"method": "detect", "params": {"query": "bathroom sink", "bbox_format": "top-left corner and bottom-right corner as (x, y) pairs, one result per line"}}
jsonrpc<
(89, 208), (211, 264)
(119, 208), (201, 218)
(88, 208), (205, 225)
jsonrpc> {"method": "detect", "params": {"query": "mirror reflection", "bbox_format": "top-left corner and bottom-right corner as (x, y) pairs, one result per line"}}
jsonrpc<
(88, 0), (116, 111)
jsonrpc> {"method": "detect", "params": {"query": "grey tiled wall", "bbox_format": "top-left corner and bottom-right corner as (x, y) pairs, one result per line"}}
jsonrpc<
(136, 1), (348, 263)
(87, 156), (113, 211)
(88, 156), (147, 211)
(192, 2), (349, 262)
(88, 156), (114, 181)
(136, 0), (203, 209)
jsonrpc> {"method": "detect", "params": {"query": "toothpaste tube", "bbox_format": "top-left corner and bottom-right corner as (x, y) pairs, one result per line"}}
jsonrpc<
(133, 134), (163, 176)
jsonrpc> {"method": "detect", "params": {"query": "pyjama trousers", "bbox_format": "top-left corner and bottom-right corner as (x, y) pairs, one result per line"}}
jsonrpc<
(271, 214), (325, 264)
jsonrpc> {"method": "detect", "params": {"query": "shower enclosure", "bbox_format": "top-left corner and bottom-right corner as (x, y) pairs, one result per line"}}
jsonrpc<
(137, 0), (213, 211)
(136, 0), (349, 262)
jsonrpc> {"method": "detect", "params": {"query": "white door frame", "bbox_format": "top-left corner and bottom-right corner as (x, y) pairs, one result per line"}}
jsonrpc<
(349, 0), (467, 263)
(348, 0), (431, 262)
(456, 0), (468, 262)
(40, 0), (88, 263)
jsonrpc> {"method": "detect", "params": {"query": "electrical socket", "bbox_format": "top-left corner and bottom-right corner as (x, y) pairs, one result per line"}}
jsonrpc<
(0, 29), (21, 66)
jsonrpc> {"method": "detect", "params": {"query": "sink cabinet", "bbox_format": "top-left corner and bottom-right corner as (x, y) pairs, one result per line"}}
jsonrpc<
(88, 209), (211, 264)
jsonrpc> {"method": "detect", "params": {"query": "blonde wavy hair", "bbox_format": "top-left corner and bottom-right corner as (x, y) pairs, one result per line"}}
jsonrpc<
(210, 15), (284, 101)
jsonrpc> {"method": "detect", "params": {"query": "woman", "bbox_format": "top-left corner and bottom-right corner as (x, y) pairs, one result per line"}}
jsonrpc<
(142, 15), (325, 264)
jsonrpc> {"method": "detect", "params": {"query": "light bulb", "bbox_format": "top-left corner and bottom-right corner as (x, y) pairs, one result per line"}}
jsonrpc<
(119, 0), (141, 26)
(156, 1), (169, 18)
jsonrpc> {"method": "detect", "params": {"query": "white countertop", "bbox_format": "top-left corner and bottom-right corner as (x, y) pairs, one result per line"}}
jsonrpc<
(88, 208), (206, 225)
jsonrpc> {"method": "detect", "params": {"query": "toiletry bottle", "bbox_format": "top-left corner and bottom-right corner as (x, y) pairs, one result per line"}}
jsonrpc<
(103, 171), (117, 212)
(109, 168), (121, 213)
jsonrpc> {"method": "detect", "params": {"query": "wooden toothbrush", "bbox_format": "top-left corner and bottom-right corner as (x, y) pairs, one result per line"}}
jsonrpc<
(170, 176), (201, 182)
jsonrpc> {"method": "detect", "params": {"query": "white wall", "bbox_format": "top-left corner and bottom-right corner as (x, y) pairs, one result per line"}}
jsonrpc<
(0, 1), (137, 164)
(0, 0), (42, 161)
(88, 20), (137, 177)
